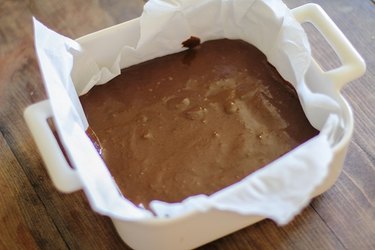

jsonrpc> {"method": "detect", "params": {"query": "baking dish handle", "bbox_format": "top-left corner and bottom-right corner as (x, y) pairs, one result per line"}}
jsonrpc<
(291, 3), (366, 90)
(24, 100), (82, 193)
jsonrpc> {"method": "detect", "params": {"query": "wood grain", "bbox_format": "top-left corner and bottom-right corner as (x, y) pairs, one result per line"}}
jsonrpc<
(0, 132), (66, 249)
(0, 0), (374, 249)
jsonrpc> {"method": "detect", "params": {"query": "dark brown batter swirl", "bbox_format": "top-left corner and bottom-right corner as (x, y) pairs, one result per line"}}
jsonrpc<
(80, 39), (318, 207)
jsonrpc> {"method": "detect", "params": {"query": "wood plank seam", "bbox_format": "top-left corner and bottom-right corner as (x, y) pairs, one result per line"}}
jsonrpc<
(351, 141), (375, 169)
(310, 203), (347, 250)
(341, 170), (375, 209)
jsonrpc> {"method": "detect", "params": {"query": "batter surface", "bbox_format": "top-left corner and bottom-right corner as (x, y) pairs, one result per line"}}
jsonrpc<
(80, 39), (318, 207)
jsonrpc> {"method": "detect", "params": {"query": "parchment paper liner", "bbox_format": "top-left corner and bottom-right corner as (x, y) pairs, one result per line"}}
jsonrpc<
(33, 0), (343, 225)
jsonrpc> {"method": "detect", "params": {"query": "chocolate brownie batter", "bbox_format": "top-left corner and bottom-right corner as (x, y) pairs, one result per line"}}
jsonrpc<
(80, 39), (318, 207)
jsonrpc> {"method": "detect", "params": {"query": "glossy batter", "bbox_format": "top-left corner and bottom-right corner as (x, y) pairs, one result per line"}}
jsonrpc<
(80, 39), (318, 207)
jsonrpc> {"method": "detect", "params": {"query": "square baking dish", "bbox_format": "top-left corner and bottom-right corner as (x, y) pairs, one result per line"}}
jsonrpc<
(24, 3), (365, 250)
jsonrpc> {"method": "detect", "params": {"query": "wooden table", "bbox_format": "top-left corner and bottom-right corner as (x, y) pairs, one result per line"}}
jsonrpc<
(1, 0), (374, 249)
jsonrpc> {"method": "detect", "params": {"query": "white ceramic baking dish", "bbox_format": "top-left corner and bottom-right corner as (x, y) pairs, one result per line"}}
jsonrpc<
(24, 3), (365, 250)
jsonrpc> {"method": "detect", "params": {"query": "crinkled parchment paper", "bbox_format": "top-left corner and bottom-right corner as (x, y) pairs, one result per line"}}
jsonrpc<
(33, 0), (342, 225)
